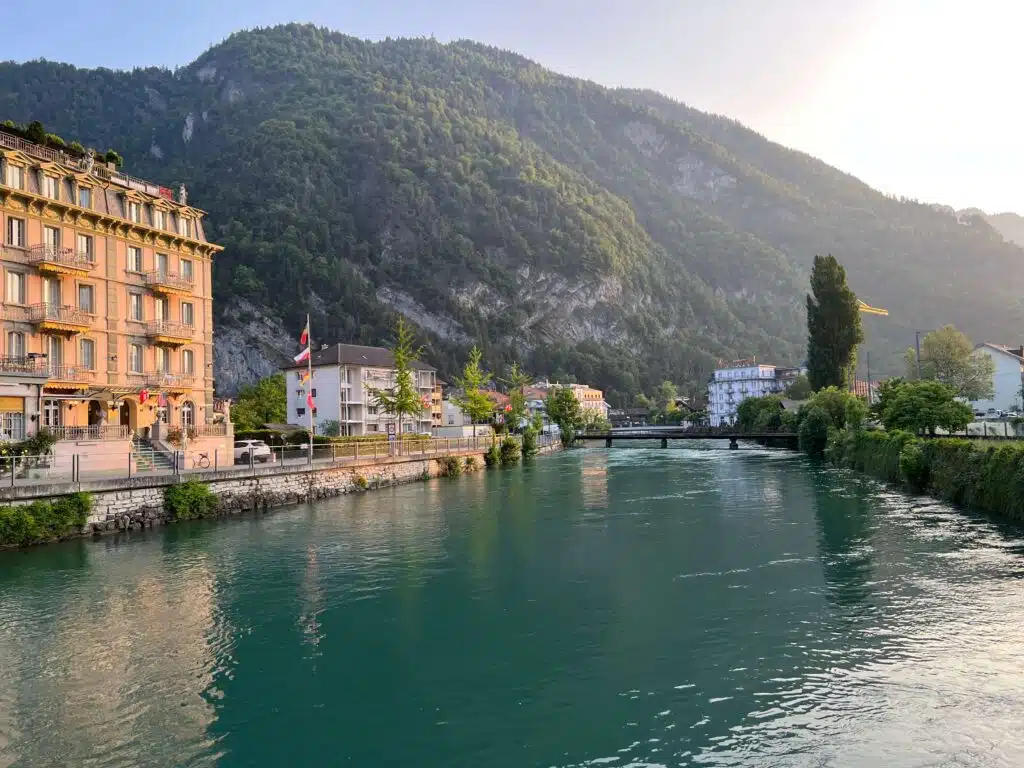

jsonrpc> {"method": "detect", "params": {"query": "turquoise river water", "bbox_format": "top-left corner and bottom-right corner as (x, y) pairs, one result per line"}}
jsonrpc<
(1, 446), (1024, 767)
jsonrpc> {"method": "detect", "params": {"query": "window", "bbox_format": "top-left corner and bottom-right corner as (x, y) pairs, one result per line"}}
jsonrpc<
(6, 272), (25, 304)
(177, 215), (192, 237)
(297, 407), (306, 417)
(126, 201), (141, 223)
(156, 347), (170, 373)
(42, 399), (61, 428)
(79, 338), (96, 370)
(44, 226), (60, 249)
(181, 349), (194, 375)
(42, 174), (59, 200)
(180, 258), (194, 283)
(78, 187), (92, 209)
(129, 293), (143, 321)
(3, 164), (23, 190)
(155, 296), (168, 322)
(76, 233), (93, 261)
(6, 217), (25, 247)
(42, 277), (61, 306)
(311, 388), (317, 398)
(0, 412), (25, 441)
(127, 246), (142, 272)
(181, 302), (194, 327)
(7, 331), (25, 358)
(153, 209), (166, 230)
(368, 405), (378, 416)
(156, 252), (168, 277)
(181, 401), (195, 429)
(78, 284), (94, 313)
(46, 335), (62, 366)
(129, 344), (143, 373)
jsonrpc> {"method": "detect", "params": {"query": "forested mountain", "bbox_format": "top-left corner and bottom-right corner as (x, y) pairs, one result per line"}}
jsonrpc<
(983, 212), (1024, 246)
(2, 24), (1022, 403)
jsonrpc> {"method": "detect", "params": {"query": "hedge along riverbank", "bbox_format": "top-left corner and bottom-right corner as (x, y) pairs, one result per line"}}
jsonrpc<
(0, 492), (92, 548)
(828, 429), (1024, 521)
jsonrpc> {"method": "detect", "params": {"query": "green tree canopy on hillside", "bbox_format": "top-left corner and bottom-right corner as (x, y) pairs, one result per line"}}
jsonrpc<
(806, 255), (863, 392)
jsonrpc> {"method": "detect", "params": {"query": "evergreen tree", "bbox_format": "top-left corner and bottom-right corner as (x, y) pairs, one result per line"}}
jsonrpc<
(453, 346), (493, 436)
(367, 316), (425, 437)
(503, 362), (531, 432)
(806, 254), (862, 391)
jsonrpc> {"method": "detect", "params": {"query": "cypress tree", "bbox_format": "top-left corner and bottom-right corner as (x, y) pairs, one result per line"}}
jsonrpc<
(806, 254), (863, 391)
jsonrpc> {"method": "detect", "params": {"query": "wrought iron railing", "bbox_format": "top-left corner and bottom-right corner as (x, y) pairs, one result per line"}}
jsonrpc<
(144, 270), (193, 292)
(193, 423), (228, 437)
(48, 425), (130, 441)
(146, 320), (193, 339)
(0, 356), (48, 375)
(28, 303), (94, 327)
(45, 365), (96, 382)
(26, 244), (95, 271)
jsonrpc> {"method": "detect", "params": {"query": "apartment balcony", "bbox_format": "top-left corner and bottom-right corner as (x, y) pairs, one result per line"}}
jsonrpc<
(144, 270), (194, 297)
(49, 425), (131, 441)
(127, 373), (196, 391)
(45, 365), (98, 388)
(0, 356), (50, 380)
(146, 320), (193, 347)
(26, 245), (96, 277)
(29, 303), (93, 334)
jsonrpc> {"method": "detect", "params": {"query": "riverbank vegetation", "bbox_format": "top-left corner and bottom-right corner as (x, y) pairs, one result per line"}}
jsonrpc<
(0, 492), (92, 547)
(164, 481), (219, 521)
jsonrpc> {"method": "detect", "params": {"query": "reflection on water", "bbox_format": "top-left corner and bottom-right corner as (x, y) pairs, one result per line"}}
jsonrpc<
(1, 448), (1023, 767)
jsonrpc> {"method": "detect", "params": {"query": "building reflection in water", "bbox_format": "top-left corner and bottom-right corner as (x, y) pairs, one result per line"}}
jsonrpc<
(0, 540), (220, 767)
(581, 451), (609, 509)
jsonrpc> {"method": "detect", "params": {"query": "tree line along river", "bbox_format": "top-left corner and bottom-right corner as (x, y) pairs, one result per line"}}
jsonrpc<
(1, 443), (1023, 767)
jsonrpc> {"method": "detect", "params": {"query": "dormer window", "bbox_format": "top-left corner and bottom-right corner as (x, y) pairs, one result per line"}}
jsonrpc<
(126, 200), (141, 223)
(177, 215), (192, 238)
(3, 163), (23, 190)
(153, 208), (165, 230)
(41, 174), (59, 200)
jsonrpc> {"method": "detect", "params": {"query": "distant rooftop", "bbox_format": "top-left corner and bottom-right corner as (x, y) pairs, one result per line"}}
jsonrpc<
(284, 343), (436, 371)
(976, 343), (1024, 361)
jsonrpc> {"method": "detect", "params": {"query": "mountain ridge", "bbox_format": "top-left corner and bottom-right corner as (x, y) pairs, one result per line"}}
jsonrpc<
(2, 23), (1021, 403)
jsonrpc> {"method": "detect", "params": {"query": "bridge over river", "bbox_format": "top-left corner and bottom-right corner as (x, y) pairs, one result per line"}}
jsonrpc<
(577, 427), (798, 449)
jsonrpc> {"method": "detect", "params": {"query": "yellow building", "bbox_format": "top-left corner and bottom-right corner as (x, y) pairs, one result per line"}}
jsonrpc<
(0, 131), (222, 443)
(570, 383), (608, 417)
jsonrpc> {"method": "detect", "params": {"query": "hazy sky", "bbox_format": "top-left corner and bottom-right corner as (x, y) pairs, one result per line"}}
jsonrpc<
(5, 0), (1022, 212)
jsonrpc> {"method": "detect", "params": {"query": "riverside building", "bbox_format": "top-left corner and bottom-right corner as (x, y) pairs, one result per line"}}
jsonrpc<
(0, 130), (222, 445)
(707, 359), (805, 427)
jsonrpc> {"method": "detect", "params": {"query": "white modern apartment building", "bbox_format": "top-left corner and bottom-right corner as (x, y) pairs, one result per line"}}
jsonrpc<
(284, 343), (437, 436)
(707, 360), (804, 426)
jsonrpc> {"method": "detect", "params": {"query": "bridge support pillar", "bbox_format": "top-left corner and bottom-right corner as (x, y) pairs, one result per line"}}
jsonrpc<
(729, 438), (739, 450)
(661, 438), (668, 449)
(606, 437), (612, 448)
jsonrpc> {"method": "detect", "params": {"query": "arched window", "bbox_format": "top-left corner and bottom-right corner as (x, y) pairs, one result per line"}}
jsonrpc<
(181, 401), (195, 429)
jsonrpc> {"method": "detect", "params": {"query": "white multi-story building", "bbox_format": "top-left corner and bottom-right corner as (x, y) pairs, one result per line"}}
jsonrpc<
(707, 360), (804, 426)
(969, 343), (1023, 414)
(284, 343), (436, 436)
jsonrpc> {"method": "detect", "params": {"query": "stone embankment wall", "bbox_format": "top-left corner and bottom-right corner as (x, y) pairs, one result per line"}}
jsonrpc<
(4, 442), (561, 539)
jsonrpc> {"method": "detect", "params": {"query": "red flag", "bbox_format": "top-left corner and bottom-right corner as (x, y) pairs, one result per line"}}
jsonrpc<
(504, 404), (512, 412)
(300, 369), (311, 385)
(306, 392), (315, 409)
(294, 347), (310, 364)
(139, 389), (149, 404)
(299, 321), (309, 346)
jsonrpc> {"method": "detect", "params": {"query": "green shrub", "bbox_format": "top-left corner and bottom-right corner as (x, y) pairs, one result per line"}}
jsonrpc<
(499, 436), (521, 466)
(484, 440), (500, 467)
(898, 440), (930, 491)
(798, 406), (830, 456)
(522, 428), (538, 458)
(164, 481), (218, 521)
(438, 455), (462, 477)
(353, 475), (369, 491)
(104, 149), (123, 167)
(0, 492), (91, 547)
(464, 456), (478, 471)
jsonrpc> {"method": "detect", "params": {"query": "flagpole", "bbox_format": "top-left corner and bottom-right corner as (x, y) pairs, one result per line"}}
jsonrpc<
(307, 313), (313, 462)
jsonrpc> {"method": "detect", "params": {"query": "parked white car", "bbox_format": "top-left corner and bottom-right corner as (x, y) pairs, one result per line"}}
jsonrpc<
(234, 439), (272, 464)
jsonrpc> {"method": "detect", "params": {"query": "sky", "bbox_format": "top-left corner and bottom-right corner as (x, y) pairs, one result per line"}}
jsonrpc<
(4, 0), (1022, 213)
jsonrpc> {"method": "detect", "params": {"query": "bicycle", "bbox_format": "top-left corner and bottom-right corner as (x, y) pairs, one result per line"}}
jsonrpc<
(192, 452), (211, 469)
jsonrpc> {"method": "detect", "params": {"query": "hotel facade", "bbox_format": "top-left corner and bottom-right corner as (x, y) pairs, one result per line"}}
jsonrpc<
(0, 130), (222, 443)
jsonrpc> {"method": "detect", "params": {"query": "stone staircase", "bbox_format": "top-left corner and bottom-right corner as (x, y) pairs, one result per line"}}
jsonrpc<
(131, 436), (176, 473)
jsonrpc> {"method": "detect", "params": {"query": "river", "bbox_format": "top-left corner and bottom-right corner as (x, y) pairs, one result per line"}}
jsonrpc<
(1, 446), (1023, 767)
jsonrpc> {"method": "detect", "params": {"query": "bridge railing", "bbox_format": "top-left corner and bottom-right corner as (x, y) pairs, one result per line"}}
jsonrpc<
(577, 426), (798, 438)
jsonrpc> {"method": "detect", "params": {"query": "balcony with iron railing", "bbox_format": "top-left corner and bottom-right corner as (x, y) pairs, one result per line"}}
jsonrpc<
(45, 365), (97, 386)
(127, 372), (195, 390)
(144, 270), (194, 296)
(146, 320), (193, 346)
(0, 356), (50, 379)
(48, 425), (130, 441)
(28, 303), (93, 333)
(26, 244), (95, 276)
